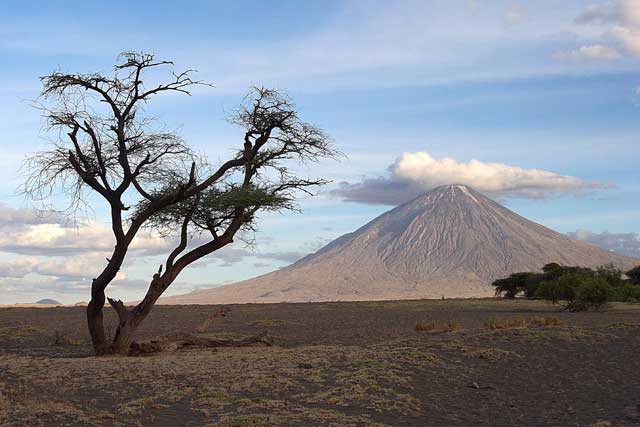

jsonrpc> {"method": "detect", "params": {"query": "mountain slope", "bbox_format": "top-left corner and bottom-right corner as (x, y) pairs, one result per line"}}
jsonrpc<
(162, 185), (638, 304)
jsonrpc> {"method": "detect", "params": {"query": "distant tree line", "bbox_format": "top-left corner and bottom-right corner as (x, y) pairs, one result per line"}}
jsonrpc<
(492, 263), (640, 311)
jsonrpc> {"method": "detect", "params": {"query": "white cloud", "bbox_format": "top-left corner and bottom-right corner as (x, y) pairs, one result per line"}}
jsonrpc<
(575, 2), (619, 25)
(575, 0), (640, 26)
(0, 204), (308, 302)
(573, 0), (640, 57)
(619, 0), (640, 27)
(333, 151), (605, 205)
(189, 245), (307, 268)
(554, 44), (622, 60)
(0, 203), (67, 226)
(504, 4), (526, 27)
(0, 258), (37, 278)
(609, 25), (640, 54)
(0, 204), (170, 257)
(177, 1), (608, 93)
(32, 256), (111, 281)
(568, 229), (640, 258)
(0, 204), (174, 303)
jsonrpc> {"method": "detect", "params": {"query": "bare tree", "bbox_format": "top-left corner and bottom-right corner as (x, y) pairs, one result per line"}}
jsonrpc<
(24, 52), (337, 355)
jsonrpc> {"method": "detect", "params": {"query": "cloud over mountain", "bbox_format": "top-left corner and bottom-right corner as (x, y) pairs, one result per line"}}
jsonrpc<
(333, 151), (603, 205)
(567, 229), (640, 258)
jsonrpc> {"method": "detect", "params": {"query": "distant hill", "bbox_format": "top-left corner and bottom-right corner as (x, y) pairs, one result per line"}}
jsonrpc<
(36, 299), (62, 305)
(161, 185), (639, 304)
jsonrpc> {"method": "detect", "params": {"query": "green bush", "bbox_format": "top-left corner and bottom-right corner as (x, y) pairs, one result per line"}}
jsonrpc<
(566, 277), (612, 312)
(535, 272), (584, 304)
(536, 274), (612, 311)
(612, 284), (640, 302)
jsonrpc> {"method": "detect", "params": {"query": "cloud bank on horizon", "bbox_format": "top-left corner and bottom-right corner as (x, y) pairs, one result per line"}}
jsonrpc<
(333, 151), (606, 205)
(569, 229), (640, 258)
(556, 0), (640, 61)
(0, 203), (306, 301)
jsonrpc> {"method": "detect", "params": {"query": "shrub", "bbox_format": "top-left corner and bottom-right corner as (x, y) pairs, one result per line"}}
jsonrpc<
(492, 272), (541, 299)
(566, 277), (612, 311)
(415, 320), (436, 332)
(535, 273), (581, 305)
(611, 284), (640, 302)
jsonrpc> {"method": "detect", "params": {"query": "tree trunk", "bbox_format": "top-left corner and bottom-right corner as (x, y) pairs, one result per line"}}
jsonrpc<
(111, 316), (137, 356)
(87, 283), (110, 355)
(107, 279), (164, 356)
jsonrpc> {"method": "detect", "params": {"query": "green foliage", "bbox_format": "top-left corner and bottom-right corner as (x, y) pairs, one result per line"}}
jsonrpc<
(566, 276), (612, 311)
(140, 184), (295, 236)
(492, 272), (540, 299)
(612, 284), (640, 302)
(492, 262), (640, 311)
(596, 264), (626, 287)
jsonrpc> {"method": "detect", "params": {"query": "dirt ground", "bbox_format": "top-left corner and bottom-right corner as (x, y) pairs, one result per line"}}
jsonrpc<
(0, 299), (638, 427)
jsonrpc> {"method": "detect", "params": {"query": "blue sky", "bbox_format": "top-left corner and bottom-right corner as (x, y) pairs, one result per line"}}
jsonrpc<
(0, 0), (639, 303)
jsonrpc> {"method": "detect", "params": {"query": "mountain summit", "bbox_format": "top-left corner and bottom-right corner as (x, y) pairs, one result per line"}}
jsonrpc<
(162, 185), (638, 304)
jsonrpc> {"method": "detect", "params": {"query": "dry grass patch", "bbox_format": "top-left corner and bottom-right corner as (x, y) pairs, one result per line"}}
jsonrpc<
(484, 317), (526, 330)
(395, 348), (440, 365)
(484, 316), (564, 330)
(468, 348), (515, 362)
(415, 320), (436, 332)
(443, 320), (460, 332)
(0, 325), (45, 340)
(50, 330), (81, 347)
(528, 316), (564, 327)
(217, 408), (389, 427)
(606, 322), (639, 330)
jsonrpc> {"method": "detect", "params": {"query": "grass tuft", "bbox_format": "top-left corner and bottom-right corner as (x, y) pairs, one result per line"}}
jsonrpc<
(443, 320), (460, 332)
(415, 320), (436, 332)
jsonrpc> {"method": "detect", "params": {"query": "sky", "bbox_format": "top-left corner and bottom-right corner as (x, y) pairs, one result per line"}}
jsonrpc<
(0, 0), (639, 304)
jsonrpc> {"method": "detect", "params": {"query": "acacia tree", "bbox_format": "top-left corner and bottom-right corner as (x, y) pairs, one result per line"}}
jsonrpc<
(25, 52), (336, 356)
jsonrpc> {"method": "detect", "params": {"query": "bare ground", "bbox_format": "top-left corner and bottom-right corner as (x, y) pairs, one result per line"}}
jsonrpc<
(0, 299), (639, 426)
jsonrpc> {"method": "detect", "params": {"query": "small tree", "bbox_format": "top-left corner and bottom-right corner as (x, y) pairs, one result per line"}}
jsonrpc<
(492, 272), (539, 299)
(25, 52), (337, 355)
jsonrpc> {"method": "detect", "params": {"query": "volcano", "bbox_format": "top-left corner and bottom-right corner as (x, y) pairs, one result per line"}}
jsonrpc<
(162, 185), (638, 304)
